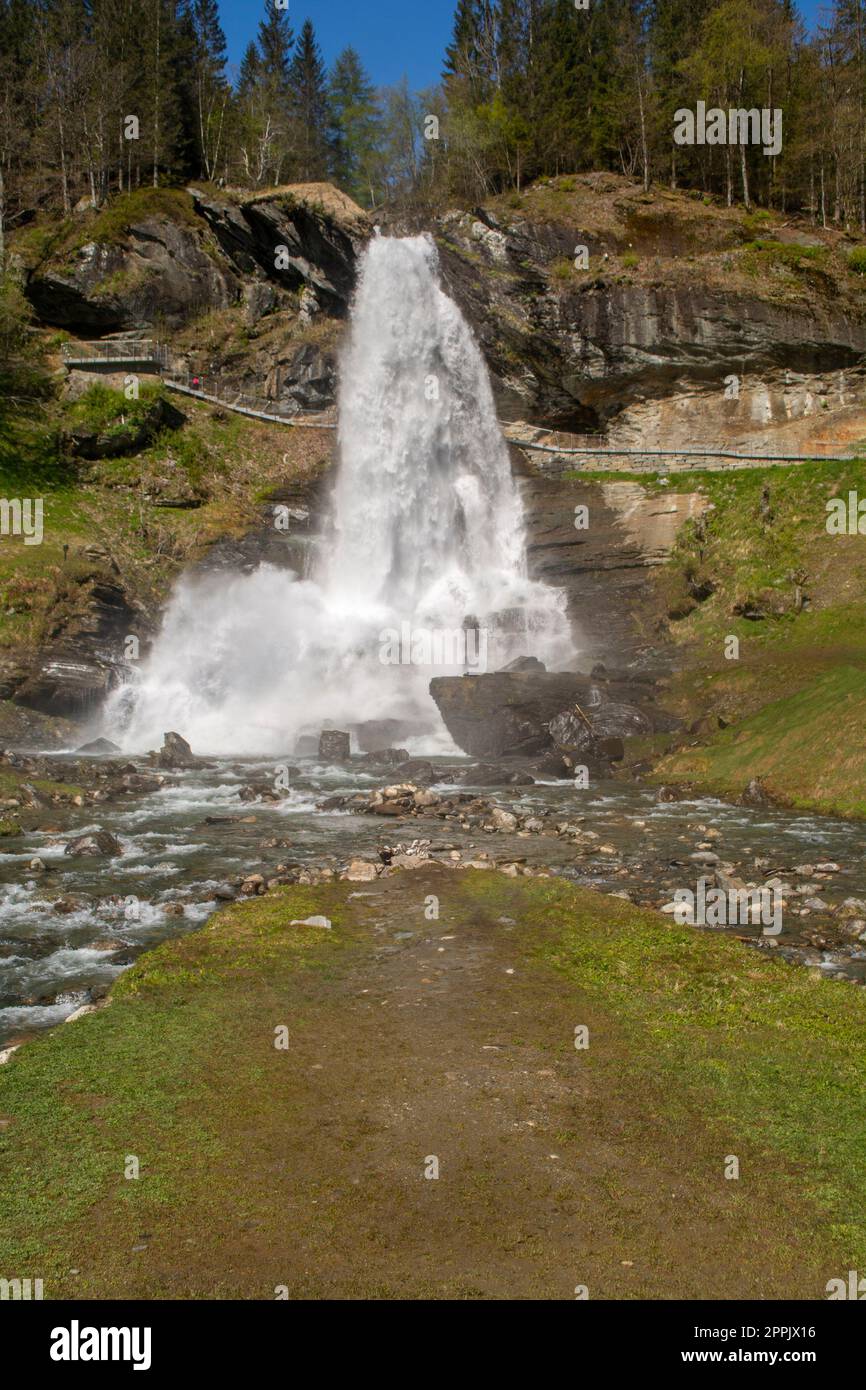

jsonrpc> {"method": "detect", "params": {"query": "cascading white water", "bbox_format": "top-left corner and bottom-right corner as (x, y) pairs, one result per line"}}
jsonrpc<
(105, 234), (575, 754)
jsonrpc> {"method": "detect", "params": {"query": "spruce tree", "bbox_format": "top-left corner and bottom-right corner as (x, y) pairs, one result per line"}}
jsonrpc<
(289, 18), (330, 181)
(329, 47), (381, 204)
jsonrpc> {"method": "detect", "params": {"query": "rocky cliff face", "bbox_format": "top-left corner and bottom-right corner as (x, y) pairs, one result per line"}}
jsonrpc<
(22, 173), (866, 444)
(515, 455), (706, 673)
(0, 551), (148, 719)
(23, 183), (372, 336)
(26, 213), (240, 332)
(429, 174), (866, 443)
(11, 174), (866, 741)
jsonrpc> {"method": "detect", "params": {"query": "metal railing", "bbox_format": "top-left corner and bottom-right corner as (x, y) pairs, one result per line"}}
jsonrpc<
(163, 376), (337, 428)
(61, 339), (170, 369)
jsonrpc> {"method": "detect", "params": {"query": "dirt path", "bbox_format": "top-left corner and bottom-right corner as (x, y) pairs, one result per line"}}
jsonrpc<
(4, 867), (851, 1300)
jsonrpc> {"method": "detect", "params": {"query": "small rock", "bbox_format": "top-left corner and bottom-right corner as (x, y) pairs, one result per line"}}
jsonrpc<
(64, 1004), (98, 1024)
(64, 829), (122, 857)
(289, 915), (332, 929)
(345, 859), (378, 881)
(491, 807), (518, 832)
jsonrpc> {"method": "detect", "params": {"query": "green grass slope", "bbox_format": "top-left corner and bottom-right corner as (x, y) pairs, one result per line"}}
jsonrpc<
(641, 460), (866, 814)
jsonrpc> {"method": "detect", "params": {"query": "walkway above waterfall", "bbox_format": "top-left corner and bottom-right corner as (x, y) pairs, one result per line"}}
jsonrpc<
(61, 337), (860, 472)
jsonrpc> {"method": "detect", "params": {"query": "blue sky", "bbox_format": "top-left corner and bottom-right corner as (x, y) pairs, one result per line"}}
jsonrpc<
(217, 0), (831, 92)
(219, 0), (454, 91)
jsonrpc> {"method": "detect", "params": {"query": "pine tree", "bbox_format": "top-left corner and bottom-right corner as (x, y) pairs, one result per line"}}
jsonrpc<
(329, 47), (381, 204)
(443, 0), (499, 104)
(257, 0), (294, 96)
(289, 19), (330, 181)
(238, 41), (261, 97)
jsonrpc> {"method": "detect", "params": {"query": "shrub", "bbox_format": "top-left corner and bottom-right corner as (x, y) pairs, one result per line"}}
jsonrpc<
(848, 246), (866, 275)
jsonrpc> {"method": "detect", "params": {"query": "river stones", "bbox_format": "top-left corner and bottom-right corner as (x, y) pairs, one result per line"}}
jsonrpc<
(344, 860), (378, 881)
(64, 829), (122, 857)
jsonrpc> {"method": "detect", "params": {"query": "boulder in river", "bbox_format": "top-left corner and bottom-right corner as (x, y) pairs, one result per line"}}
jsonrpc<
(741, 778), (775, 807)
(76, 737), (121, 755)
(156, 731), (204, 770)
(318, 729), (351, 760)
(64, 829), (122, 857)
(429, 671), (672, 760)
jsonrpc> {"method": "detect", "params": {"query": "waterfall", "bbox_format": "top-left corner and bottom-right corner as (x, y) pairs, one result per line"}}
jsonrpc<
(105, 235), (574, 755)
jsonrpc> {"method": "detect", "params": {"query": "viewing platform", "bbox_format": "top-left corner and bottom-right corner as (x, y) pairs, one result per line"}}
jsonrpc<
(60, 340), (170, 371)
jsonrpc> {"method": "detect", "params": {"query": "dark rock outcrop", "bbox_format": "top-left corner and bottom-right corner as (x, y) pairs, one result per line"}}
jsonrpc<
(190, 183), (372, 315)
(65, 395), (186, 460)
(271, 343), (336, 413)
(429, 670), (675, 760)
(27, 215), (240, 332)
(10, 560), (147, 719)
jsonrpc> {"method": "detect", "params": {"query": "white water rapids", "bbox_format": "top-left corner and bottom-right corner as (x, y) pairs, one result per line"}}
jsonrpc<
(106, 234), (574, 755)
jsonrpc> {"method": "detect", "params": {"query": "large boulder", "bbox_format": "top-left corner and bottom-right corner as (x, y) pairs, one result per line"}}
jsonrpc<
(429, 670), (674, 760)
(156, 731), (203, 769)
(318, 729), (351, 760)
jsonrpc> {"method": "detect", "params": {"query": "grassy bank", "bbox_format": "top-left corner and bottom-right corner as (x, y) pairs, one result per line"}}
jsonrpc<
(1, 868), (864, 1299)
(624, 460), (866, 815)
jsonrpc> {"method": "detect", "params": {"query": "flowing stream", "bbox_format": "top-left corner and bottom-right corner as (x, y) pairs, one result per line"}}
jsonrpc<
(2, 759), (866, 1045)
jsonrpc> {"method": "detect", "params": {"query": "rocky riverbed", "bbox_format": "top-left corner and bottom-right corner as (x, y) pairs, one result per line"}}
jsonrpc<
(2, 736), (866, 1052)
